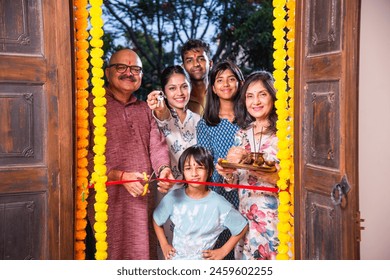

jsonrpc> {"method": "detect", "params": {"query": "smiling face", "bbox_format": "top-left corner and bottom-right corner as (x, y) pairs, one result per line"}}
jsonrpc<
(245, 80), (273, 122)
(183, 155), (208, 189)
(105, 49), (143, 97)
(163, 73), (191, 111)
(182, 48), (212, 82)
(212, 69), (239, 101)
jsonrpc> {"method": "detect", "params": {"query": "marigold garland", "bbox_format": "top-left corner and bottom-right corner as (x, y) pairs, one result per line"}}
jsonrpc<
(74, 0), (90, 260)
(88, 0), (108, 260)
(286, 0), (295, 259)
(272, 0), (295, 260)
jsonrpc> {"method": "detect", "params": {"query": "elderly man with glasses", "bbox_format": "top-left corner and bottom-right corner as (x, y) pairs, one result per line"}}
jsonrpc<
(87, 48), (174, 260)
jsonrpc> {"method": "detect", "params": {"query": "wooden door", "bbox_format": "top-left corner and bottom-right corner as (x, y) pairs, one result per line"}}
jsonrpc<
(294, 0), (361, 259)
(0, 0), (74, 259)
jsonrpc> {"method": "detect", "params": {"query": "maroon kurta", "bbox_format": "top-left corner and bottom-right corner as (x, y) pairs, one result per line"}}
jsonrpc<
(87, 88), (170, 259)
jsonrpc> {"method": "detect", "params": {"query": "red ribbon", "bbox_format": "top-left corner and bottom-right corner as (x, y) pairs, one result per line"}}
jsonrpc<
(88, 177), (279, 193)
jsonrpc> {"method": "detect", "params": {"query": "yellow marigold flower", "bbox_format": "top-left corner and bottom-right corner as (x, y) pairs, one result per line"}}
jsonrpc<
(90, 48), (104, 59)
(95, 252), (108, 260)
(94, 126), (107, 136)
(96, 241), (108, 251)
(94, 202), (108, 213)
(277, 221), (291, 233)
(90, 5), (103, 15)
(91, 77), (105, 88)
(93, 106), (107, 117)
(279, 169), (291, 180)
(273, 69), (286, 80)
(94, 135), (107, 146)
(95, 211), (108, 222)
(93, 97), (107, 107)
(95, 191), (108, 203)
(90, 38), (103, 48)
(93, 116), (107, 127)
(278, 203), (290, 213)
(94, 221), (107, 233)
(279, 191), (290, 204)
(273, 18), (286, 29)
(278, 232), (290, 243)
(92, 67), (104, 78)
(272, 28), (285, 40)
(92, 87), (106, 98)
(276, 253), (289, 260)
(279, 212), (291, 223)
(274, 59), (287, 70)
(90, 57), (104, 68)
(91, 17), (104, 28)
(95, 232), (107, 242)
(278, 243), (289, 254)
(94, 154), (106, 165)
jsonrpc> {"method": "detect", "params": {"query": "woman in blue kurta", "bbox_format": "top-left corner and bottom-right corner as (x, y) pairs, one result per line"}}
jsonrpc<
(196, 60), (245, 259)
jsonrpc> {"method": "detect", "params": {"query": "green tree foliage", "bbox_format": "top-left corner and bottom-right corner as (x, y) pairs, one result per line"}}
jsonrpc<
(102, 0), (274, 99)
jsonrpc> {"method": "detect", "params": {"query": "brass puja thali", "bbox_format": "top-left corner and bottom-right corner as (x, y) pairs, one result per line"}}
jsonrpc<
(218, 152), (277, 173)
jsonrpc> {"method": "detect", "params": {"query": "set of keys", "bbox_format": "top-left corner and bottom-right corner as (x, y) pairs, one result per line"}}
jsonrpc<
(156, 91), (164, 107)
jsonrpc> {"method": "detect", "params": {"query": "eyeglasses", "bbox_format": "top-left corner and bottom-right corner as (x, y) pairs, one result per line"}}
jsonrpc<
(107, 63), (143, 75)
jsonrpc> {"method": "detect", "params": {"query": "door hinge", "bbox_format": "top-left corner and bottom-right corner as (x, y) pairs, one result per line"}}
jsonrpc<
(355, 211), (365, 242)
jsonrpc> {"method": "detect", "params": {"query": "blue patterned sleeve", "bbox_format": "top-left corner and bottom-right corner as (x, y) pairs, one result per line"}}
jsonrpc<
(196, 119), (213, 156)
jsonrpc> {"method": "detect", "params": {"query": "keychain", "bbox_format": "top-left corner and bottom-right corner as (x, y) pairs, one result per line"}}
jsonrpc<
(157, 91), (164, 107)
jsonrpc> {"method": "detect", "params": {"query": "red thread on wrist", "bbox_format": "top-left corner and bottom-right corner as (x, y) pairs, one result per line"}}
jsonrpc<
(120, 171), (125, 182)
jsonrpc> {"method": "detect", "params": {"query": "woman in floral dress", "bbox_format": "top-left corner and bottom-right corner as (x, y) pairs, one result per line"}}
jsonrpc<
(216, 70), (280, 260)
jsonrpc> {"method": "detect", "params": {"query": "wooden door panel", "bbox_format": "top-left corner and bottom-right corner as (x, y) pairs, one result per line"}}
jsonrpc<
(0, 84), (44, 165)
(0, 0), (73, 259)
(0, 193), (45, 259)
(295, 0), (360, 259)
(0, 0), (42, 54)
(307, 0), (341, 55)
(304, 81), (340, 170)
(305, 190), (342, 259)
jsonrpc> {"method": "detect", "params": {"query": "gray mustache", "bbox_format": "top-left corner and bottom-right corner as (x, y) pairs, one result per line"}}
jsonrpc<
(119, 75), (137, 82)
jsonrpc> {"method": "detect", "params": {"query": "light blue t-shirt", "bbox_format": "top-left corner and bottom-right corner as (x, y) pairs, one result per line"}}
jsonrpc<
(153, 188), (248, 260)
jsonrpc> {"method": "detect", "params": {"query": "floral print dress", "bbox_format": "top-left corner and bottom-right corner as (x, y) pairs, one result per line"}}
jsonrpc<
(233, 124), (280, 260)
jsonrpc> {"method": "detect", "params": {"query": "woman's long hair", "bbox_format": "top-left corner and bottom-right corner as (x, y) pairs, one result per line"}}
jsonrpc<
(203, 60), (245, 126)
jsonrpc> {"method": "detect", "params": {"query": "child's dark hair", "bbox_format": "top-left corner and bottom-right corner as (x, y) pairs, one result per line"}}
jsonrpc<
(180, 39), (212, 61)
(236, 70), (277, 133)
(178, 146), (215, 180)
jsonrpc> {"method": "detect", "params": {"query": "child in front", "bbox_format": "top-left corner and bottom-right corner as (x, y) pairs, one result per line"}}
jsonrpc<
(153, 146), (248, 260)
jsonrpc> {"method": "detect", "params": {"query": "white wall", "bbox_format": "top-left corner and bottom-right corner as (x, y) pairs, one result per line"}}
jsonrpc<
(359, 0), (390, 260)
